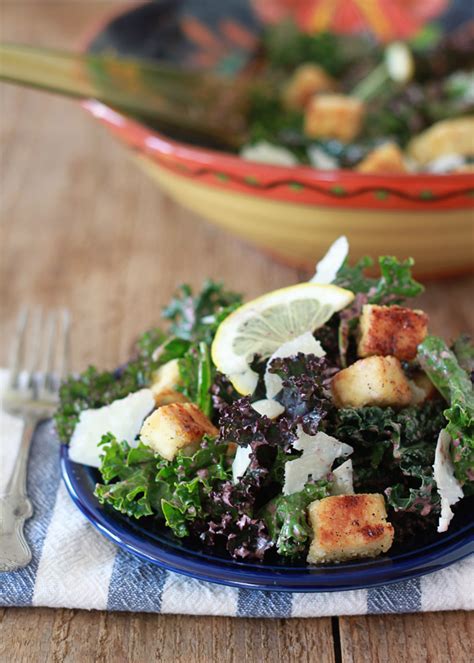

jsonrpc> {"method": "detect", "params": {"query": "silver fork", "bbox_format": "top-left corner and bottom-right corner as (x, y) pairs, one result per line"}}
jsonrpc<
(0, 308), (71, 572)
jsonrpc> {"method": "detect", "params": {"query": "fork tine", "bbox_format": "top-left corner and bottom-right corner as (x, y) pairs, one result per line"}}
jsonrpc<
(36, 310), (56, 394)
(55, 308), (71, 383)
(8, 307), (29, 388)
(26, 308), (43, 375)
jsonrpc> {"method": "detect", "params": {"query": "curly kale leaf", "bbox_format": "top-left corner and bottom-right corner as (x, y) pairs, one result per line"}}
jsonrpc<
(199, 512), (272, 560)
(217, 396), (298, 456)
(418, 336), (474, 485)
(162, 279), (242, 344)
(55, 328), (165, 444)
(371, 256), (425, 304)
(385, 470), (438, 515)
(195, 437), (277, 560)
(94, 435), (167, 518)
(156, 437), (231, 538)
(334, 255), (424, 304)
(261, 480), (331, 557)
(262, 20), (358, 76)
(333, 256), (375, 294)
(95, 435), (231, 536)
(333, 407), (400, 481)
(333, 403), (446, 514)
(334, 255), (423, 364)
(211, 371), (241, 414)
(385, 404), (445, 514)
(268, 353), (332, 435)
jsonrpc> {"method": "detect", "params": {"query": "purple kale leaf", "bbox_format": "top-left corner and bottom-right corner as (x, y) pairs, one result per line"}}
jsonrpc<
(217, 396), (297, 451)
(194, 437), (275, 560)
(197, 512), (272, 560)
(268, 353), (332, 435)
(210, 371), (241, 415)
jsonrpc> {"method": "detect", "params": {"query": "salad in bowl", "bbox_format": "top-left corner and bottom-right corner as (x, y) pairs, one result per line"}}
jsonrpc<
(241, 20), (474, 174)
(57, 239), (473, 565)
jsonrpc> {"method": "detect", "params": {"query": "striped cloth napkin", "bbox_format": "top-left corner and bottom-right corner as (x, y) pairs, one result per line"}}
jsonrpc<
(1, 369), (473, 617)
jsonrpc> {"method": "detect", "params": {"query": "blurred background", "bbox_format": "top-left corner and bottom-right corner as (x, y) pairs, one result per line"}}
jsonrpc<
(1, 0), (473, 374)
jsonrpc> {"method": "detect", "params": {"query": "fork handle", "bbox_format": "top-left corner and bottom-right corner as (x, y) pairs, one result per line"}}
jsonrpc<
(0, 416), (37, 572)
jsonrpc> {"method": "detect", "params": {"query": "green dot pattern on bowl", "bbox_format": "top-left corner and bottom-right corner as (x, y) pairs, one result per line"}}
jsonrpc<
(244, 175), (259, 185)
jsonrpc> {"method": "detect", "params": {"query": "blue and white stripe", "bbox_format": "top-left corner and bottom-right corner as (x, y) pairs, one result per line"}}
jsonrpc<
(1, 377), (473, 617)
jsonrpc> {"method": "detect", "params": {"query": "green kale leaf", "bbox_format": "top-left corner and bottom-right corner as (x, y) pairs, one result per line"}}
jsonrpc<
(334, 255), (424, 304)
(334, 255), (423, 364)
(94, 434), (231, 537)
(94, 434), (168, 518)
(333, 403), (446, 514)
(162, 279), (242, 344)
(261, 481), (331, 557)
(418, 335), (474, 485)
(178, 341), (213, 418)
(55, 327), (164, 444)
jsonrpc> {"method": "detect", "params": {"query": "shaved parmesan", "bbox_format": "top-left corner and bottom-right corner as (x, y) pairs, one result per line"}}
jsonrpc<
(240, 141), (298, 167)
(251, 399), (285, 419)
(310, 236), (349, 285)
(283, 427), (353, 496)
(69, 389), (155, 467)
(433, 429), (464, 533)
(264, 332), (325, 399)
(232, 445), (252, 483)
(331, 459), (354, 495)
(307, 145), (338, 170)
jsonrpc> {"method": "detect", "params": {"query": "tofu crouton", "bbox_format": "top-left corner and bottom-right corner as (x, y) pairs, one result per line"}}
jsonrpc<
(304, 94), (365, 143)
(356, 142), (408, 174)
(407, 117), (474, 166)
(150, 359), (188, 406)
(358, 304), (428, 361)
(307, 494), (394, 563)
(140, 403), (217, 461)
(331, 356), (412, 408)
(282, 63), (337, 111)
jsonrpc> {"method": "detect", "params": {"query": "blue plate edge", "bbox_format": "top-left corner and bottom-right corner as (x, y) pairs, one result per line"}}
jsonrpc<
(60, 445), (474, 593)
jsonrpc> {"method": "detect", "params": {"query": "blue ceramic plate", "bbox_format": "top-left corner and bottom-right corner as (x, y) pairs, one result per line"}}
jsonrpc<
(60, 445), (474, 592)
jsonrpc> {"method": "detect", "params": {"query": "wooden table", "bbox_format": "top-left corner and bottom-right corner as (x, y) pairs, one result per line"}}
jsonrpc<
(1, 2), (473, 661)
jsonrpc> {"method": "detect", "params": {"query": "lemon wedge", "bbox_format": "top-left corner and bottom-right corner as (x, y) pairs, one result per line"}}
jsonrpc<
(211, 283), (354, 395)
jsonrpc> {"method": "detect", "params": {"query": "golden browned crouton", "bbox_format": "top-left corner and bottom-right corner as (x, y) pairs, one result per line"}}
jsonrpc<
(304, 94), (365, 143)
(282, 63), (337, 111)
(150, 359), (188, 406)
(408, 372), (437, 405)
(407, 117), (474, 166)
(358, 304), (428, 361)
(140, 403), (217, 461)
(331, 356), (412, 408)
(356, 143), (408, 174)
(307, 494), (394, 563)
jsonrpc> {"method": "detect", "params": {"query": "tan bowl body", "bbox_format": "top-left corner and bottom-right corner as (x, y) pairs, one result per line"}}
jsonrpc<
(135, 155), (474, 278)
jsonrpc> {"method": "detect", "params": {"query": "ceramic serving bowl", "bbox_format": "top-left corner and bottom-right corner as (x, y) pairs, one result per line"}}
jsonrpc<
(84, 1), (474, 278)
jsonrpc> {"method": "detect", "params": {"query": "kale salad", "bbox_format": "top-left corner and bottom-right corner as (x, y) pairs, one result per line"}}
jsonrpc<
(56, 239), (474, 564)
(241, 20), (474, 174)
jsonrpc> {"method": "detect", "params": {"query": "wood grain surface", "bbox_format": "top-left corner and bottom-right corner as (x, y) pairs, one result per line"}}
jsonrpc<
(0, 3), (473, 663)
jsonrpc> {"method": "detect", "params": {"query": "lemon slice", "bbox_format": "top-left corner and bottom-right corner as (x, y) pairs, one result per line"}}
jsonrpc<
(211, 283), (354, 395)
